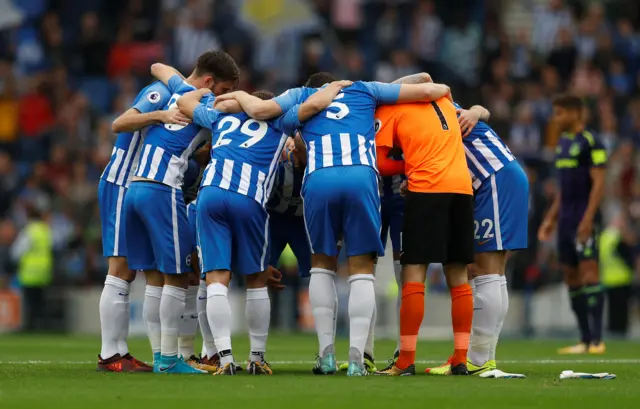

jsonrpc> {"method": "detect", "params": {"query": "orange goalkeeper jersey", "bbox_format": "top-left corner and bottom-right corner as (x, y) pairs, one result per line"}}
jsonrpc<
(375, 99), (472, 195)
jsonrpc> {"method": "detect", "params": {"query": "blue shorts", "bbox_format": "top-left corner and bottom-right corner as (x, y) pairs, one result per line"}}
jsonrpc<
(197, 187), (269, 276)
(268, 212), (311, 277)
(381, 195), (404, 253)
(123, 181), (193, 274)
(302, 166), (383, 257)
(98, 179), (127, 257)
(474, 161), (529, 252)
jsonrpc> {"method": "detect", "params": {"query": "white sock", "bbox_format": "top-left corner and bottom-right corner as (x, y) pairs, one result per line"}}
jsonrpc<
(118, 288), (130, 357)
(468, 274), (502, 366)
(207, 283), (234, 365)
(246, 287), (270, 362)
(393, 260), (401, 354)
(99, 276), (129, 359)
(143, 285), (162, 355)
(348, 274), (376, 365)
(178, 285), (199, 359)
(197, 281), (216, 358)
(160, 285), (187, 358)
(309, 268), (337, 357)
(364, 302), (377, 359)
(489, 276), (509, 361)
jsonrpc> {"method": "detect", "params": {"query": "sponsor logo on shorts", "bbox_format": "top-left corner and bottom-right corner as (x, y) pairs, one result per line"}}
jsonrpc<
(477, 238), (493, 246)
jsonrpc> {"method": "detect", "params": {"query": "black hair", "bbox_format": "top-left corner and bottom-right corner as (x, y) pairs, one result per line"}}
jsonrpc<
(305, 72), (336, 88)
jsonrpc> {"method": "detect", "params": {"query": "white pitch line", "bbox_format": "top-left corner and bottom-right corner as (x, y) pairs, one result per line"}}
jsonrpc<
(2, 359), (640, 365)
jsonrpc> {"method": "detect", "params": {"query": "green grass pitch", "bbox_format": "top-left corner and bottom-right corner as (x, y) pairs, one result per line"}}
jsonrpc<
(0, 334), (638, 409)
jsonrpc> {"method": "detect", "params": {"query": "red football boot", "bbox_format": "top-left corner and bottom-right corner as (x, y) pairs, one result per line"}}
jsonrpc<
(122, 353), (153, 372)
(97, 354), (137, 372)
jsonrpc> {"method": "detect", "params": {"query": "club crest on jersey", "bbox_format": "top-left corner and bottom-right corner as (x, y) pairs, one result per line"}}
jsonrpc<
(147, 91), (161, 103)
(374, 119), (381, 133)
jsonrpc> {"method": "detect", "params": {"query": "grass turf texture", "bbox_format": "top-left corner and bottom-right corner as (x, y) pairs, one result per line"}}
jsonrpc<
(0, 334), (638, 409)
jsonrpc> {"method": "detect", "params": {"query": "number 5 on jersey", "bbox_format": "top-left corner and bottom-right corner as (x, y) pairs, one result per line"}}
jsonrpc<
(326, 93), (349, 120)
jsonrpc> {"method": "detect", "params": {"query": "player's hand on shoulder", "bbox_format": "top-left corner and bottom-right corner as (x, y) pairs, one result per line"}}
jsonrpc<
(213, 91), (244, 105)
(159, 108), (191, 127)
(456, 108), (479, 138)
(331, 80), (353, 89)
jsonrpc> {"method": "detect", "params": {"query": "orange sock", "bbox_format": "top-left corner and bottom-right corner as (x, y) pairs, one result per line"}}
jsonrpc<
(450, 283), (473, 366)
(395, 282), (425, 370)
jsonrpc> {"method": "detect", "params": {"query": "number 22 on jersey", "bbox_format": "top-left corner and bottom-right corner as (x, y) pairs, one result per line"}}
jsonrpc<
(213, 117), (268, 149)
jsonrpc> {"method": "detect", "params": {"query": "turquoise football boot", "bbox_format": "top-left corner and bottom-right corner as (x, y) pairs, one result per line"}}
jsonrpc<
(312, 353), (337, 375)
(152, 352), (161, 373)
(155, 355), (207, 374)
(346, 361), (369, 377)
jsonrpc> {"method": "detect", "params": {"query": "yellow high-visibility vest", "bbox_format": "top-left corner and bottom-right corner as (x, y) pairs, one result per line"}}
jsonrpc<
(17, 221), (53, 288)
(599, 228), (633, 289)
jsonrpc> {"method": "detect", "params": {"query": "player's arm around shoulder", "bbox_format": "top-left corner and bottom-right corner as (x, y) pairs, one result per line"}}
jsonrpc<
(150, 63), (184, 87)
(182, 91), (220, 130)
(214, 90), (284, 120)
(111, 83), (187, 133)
(397, 82), (452, 103)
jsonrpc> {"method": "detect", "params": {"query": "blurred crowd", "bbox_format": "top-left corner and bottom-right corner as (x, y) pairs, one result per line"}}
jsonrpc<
(1, 0), (640, 310)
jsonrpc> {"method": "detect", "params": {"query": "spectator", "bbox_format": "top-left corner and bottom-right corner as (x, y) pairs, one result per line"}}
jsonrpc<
(531, 0), (573, 56)
(72, 12), (109, 76)
(410, 0), (442, 70)
(0, 60), (18, 152)
(509, 103), (542, 157)
(439, 12), (481, 87)
(548, 28), (577, 83)
(174, 3), (220, 73)
(10, 204), (53, 332)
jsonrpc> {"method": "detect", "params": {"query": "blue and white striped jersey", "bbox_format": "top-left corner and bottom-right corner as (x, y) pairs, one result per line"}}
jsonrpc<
(456, 103), (516, 190)
(380, 175), (406, 199)
(101, 81), (171, 187)
(134, 75), (213, 189)
(266, 156), (304, 216)
(274, 81), (401, 178)
(192, 101), (300, 207)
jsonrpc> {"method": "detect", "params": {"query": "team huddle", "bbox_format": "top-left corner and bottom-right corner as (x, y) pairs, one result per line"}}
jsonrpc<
(95, 49), (603, 377)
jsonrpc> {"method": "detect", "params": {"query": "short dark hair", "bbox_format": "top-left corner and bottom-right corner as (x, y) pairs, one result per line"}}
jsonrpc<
(305, 72), (336, 88)
(195, 50), (240, 84)
(552, 94), (583, 111)
(252, 90), (275, 100)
